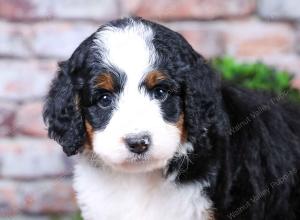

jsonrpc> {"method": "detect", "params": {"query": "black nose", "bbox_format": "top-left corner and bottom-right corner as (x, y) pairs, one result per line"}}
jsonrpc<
(124, 133), (151, 154)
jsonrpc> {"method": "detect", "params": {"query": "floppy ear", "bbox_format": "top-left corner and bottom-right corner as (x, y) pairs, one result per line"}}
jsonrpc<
(168, 56), (230, 178)
(180, 57), (233, 202)
(184, 57), (225, 146)
(43, 61), (86, 156)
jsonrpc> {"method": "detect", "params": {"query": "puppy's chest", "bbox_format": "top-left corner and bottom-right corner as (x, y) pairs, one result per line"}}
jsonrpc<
(74, 163), (213, 220)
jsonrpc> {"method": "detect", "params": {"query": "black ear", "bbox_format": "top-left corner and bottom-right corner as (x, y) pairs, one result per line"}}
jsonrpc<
(43, 61), (86, 156)
(184, 57), (225, 146)
(168, 56), (232, 184)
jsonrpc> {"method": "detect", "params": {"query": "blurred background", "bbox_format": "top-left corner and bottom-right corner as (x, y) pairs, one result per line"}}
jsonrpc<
(0, 0), (300, 219)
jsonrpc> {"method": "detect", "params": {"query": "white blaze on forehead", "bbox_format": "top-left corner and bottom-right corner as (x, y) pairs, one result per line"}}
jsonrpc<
(94, 20), (156, 76)
(91, 20), (181, 172)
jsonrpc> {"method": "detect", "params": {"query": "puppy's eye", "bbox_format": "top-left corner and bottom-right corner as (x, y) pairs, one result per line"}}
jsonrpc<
(98, 93), (114, 108)
(153, 87), (168, 101)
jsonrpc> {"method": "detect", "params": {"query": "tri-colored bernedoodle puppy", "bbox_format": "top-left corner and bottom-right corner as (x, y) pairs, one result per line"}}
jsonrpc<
(43, 17), (300, 220)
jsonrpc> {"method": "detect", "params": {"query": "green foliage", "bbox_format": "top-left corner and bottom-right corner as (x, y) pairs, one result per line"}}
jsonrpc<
(71, 212), (83, 220)
(50, 212), (83, 220)
(211, 56), (300, 102)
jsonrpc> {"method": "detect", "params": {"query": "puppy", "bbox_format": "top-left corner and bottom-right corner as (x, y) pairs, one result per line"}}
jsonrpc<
(43, 17), (300, 220)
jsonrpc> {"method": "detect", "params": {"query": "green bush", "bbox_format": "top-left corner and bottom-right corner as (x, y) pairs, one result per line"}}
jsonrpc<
(211, 56), (300, 102)
(71, 213), (83, 220)
(69, 212), (83, 220)
(50, 212), (83, 220)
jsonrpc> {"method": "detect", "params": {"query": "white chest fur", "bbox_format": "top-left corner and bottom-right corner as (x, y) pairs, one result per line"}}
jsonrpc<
(74, 159), (213, 220)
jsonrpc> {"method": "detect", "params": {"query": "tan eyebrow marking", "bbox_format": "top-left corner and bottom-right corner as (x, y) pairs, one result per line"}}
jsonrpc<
(96, 73), (114, 91)
(144, 71), (167, 88)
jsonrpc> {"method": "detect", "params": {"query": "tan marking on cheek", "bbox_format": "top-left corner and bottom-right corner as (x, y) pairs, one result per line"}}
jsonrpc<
(176, 113), (187, 143)
(144, 70), (167, 88)
(206, 209), (215, 220)
(84, 120), (94, 150)
(96, 73), (114, 91)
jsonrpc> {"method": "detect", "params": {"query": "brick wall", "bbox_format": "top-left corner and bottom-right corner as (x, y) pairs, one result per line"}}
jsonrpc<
(1, 0), (300, 219)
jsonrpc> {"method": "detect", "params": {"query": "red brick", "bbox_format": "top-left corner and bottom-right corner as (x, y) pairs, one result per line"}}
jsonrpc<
(17, 179), (77, 214)
(258, 0), (300, 21)
(259, 54), (300, 78)
(0, 215), (79, 220)
(0, 179), (77, 216)
(0, 182), (18, 217)
(167, 22), (224, 57)
(15, 101), (47, 137)
(121, 0), (256, 20)
(0, 21), (32, 58)
(0, 138), (73, 179)
(0, 21), (100, 59)
(0, 60), (56, 101)
(292, 77), (300, 90)
(32, 22), (99, 59)
(221, 19), (295, 57)
(295, 25), (300, 55)
(0, 102), (17, 137)
(3, 216), (80, 220)
(0, 0), (118, 21)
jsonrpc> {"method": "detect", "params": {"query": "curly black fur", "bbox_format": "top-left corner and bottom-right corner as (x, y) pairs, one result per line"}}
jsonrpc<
(43, 17), (300, 219)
